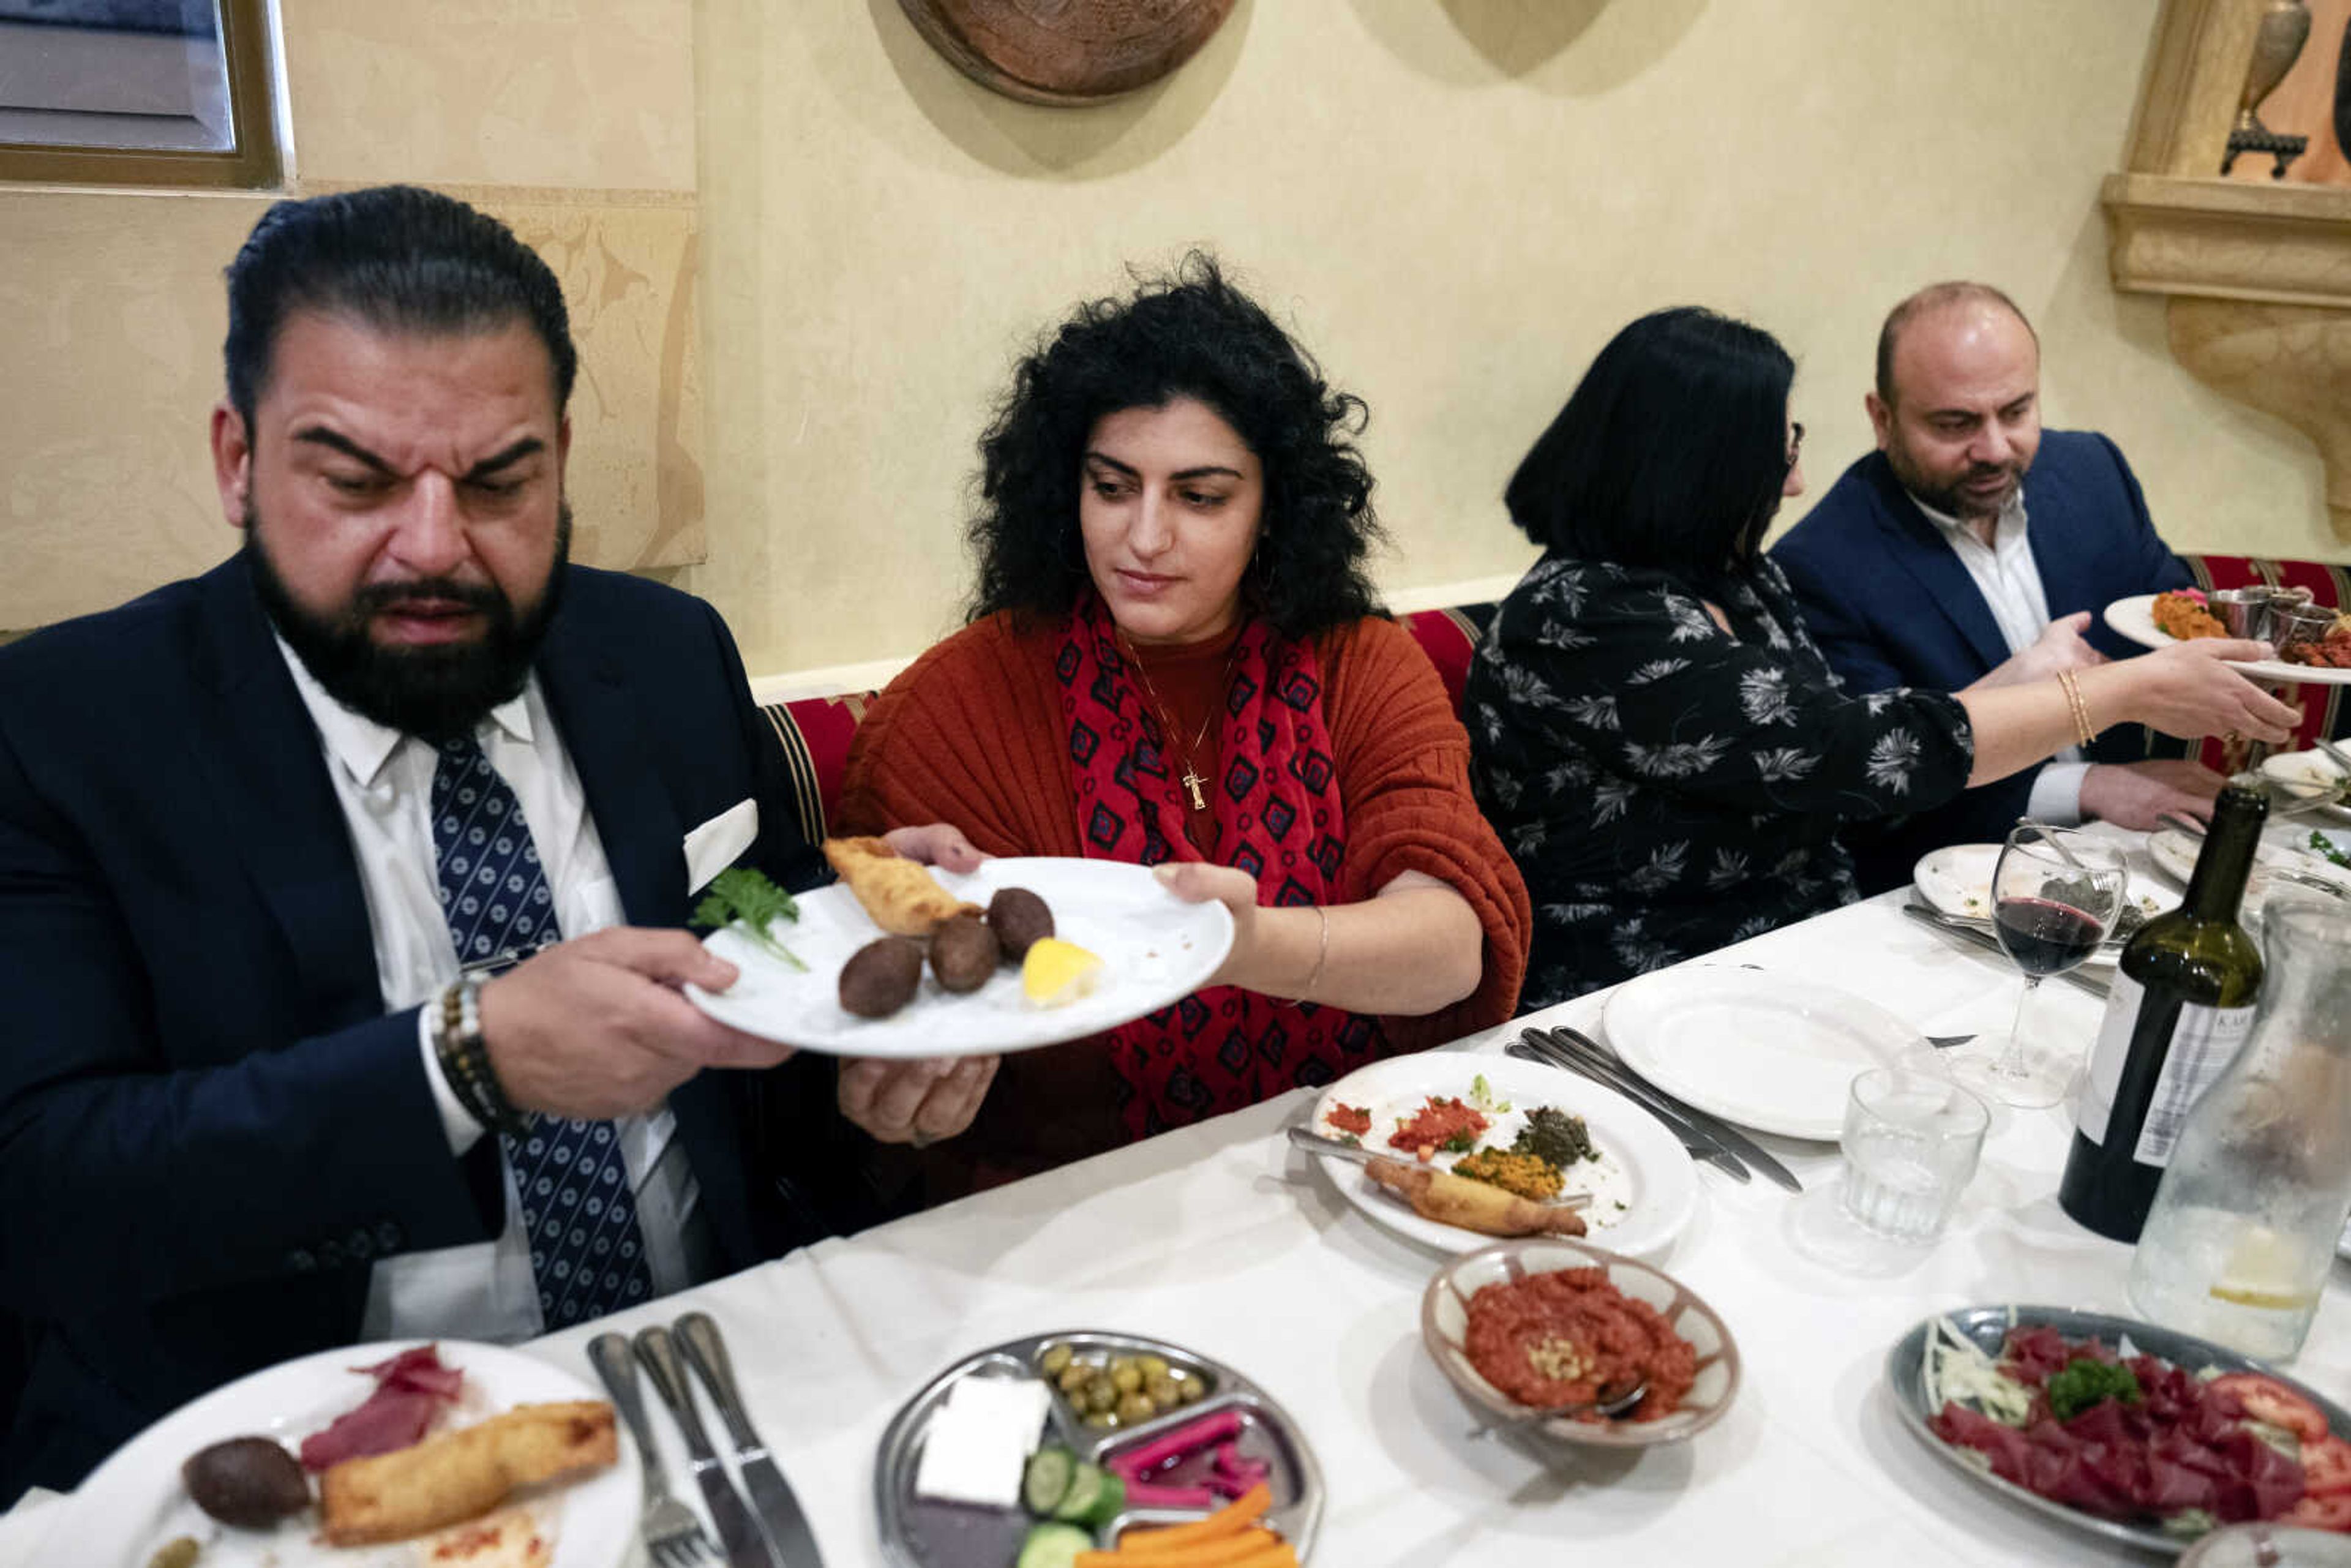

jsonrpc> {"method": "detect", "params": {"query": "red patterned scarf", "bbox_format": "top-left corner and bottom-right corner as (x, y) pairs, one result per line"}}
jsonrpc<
(1057, 592), (1382, 1139)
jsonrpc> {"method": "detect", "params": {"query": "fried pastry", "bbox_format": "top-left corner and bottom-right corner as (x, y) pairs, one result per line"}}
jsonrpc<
(823, 835), (981, 936)
(1367, 1158), (1588, 1237)
(318, 1399), (616, 1547)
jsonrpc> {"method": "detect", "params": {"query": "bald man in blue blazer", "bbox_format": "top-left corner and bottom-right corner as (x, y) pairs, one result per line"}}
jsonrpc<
(1772, 283), (2214, 894)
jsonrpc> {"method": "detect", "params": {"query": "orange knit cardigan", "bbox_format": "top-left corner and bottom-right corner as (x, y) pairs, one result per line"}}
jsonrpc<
(837, 610), (1531, 1186)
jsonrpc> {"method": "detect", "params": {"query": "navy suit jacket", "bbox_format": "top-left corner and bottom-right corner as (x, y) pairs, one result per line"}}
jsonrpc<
(0, 558), (843, 1496)
(1770, 430), (2191, 892)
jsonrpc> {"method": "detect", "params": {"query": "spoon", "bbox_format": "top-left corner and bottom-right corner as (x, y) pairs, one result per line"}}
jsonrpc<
(1468, 1378), (1648, 1438)
(1284, 1125), (1595, 1211)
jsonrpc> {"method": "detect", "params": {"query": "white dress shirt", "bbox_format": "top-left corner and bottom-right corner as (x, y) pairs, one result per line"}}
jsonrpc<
(276, 640), (712, 1342)
(1908, 489), (2090, 824)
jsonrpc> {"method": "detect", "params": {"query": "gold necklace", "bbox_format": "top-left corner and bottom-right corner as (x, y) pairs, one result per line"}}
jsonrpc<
(1121, 635), (1232, 813)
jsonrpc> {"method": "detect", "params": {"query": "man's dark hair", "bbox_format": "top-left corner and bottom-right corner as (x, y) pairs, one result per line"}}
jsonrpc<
(222, 184), (577, 427)
(1875, 280), (2036, 407)
(967, 252), (1385, 639)
(1504, 306), (1794, 581)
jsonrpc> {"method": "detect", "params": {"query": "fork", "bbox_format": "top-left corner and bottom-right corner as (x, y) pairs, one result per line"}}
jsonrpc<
(589, 1332), (717, 1567)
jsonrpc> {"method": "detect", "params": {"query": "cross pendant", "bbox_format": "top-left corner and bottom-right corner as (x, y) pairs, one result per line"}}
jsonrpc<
(1180, 767), (1207, 811)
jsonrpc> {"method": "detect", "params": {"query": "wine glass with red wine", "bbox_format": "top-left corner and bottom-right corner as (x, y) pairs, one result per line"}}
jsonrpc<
(1951, 823), (2129, 1108)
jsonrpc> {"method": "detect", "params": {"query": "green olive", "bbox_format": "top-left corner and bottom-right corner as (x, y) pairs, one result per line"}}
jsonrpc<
(1056, 1363), (1090, 1394)
(1117, 1390), (1155, 1424)
(1086, 1377), (1118, 1414)
(1177, 1373), (1207, 1405)
(1039, 1344), (1073, 1378)
(1146, 1375), (1182, 1407)
(1111, 1362), (1142, 1394)
(1082, 1409), (1118, 1429)
(1136, 1354), (1169, 1381)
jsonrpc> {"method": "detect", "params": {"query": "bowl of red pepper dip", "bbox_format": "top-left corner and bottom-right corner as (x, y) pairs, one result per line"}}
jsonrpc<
(1422, 1240), (1739, 1449)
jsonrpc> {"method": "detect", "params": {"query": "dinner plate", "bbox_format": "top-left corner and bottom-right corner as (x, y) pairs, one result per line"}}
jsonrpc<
(1884, 1304), (2351, 1558)
(1603, 968), (1919, 1141)
(874, 1330), (1321, 1568)
(1911, 842), (2170, 969)
(53, 1340), (633, 1568)
(1303, 1053), (1698, 1258)
(2147, 827), (2351, 902)
(2262, 748), (2351, 820)
(684, 857), (1234, 1058)
(2104, 593), (2351, 686)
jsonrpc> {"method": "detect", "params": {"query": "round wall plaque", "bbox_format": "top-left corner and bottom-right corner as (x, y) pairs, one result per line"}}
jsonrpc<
(897, 0), (1239, 106)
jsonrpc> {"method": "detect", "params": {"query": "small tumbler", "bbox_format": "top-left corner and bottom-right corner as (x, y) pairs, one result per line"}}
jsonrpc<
(1840, 1067), (1990, 1243)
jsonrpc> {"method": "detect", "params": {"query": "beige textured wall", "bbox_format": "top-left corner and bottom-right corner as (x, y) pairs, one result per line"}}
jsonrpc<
(0, 0), (702, 631)
(4, 1), (2342, 660)
(686, 0), (2339, 678)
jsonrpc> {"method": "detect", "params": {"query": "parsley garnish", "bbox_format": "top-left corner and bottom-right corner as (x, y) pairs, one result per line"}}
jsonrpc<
(2311, 830), (2350, 871)
(691, 868), (806, 970)
(2047, 1357), (2140, 1421)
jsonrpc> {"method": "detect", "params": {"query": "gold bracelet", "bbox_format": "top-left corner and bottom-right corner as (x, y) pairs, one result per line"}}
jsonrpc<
(2056, 669), (2096, 748)
(1275, 906), (1331, 1007)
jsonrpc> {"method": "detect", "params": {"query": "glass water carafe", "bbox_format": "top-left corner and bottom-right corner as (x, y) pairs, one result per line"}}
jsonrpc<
(2126, 897), (2351, 1360)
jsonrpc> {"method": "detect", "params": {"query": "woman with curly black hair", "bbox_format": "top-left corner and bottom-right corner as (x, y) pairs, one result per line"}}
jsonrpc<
(839, 255), (1529, 1192)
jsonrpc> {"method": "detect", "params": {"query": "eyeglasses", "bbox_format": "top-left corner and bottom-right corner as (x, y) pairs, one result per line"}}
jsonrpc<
(1787, 421), (1805, 470)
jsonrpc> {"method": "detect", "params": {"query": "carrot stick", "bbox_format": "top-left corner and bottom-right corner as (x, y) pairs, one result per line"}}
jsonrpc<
(1074, 1529), (1284, 1567)
(1116, 1483), (1272, 1553)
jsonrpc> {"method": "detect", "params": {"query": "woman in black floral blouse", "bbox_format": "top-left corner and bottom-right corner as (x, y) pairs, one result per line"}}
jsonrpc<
(1466, 308), (2299, 1007)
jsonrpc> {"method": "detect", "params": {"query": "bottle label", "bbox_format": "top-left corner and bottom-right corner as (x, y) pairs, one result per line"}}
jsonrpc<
(2134, 1001), (2258, 1166)
(2074, 972), (2143, 1147)
(2073, 972), (2259, 1166)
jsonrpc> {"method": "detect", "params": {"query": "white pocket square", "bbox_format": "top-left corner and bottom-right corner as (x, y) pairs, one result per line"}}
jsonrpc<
(683, 798), (759, 893)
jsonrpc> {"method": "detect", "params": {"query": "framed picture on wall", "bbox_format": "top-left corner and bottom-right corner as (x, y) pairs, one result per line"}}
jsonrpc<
(0, 0), (278, 187)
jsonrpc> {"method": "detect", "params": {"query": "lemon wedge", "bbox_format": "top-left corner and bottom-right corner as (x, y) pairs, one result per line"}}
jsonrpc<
(2208, 1225), (2321, 1310)
(1022, 937), (1104, 1008)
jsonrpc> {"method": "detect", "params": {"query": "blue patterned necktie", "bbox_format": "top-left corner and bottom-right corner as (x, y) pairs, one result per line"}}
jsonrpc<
(430, 735), (654, 1329)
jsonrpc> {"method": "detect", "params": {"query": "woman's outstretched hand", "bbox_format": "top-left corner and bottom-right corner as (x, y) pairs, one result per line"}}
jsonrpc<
(2104, 639), (2300, 744)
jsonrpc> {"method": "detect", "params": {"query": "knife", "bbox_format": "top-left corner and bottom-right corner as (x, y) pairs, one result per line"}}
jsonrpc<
(634, 1324), (779, 1568)
(1542, 1026), (1805, 1194)
(1505, 1036), (1752, 1185)
(1901, 899), (2112, 999)
(676, 1311), (827, 1568)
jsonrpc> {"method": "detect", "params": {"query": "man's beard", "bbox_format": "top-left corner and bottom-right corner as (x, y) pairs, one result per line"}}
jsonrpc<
(1888, 442), (2027, 525)
(246, 501), (571, 745)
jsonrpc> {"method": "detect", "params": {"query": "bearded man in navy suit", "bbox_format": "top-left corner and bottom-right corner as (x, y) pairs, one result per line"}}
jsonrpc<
(1772, 282), (2222, 893)
(0, 186), (995, 1497)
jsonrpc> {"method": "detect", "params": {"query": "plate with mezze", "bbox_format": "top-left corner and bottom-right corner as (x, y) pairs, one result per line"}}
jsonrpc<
(1303, 1054), (1698, 1258)
(2105, 593), (2351, 686)
(683, 857), (1234, 1058)
(54, 1340), (632, 1568)
(1602, 967), (1921, 1141)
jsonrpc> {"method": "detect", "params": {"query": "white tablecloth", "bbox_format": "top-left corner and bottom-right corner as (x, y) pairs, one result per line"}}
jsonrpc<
(15, 879), (2350, 1567)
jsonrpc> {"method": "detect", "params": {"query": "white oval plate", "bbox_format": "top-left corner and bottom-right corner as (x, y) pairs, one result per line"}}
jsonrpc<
(2104, 593), (2351, 686)
(1305, 1053), (1697, 1258)
(2147, 826), (2351, 902)
(1603, 968), (1920, 1141)
(685, 857), (1234, 1059)
(50, 1340), (631, 1568)
(1911, 843), (2170, 969)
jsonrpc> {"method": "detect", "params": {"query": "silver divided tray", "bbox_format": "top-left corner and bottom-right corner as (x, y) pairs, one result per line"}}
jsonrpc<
(876, 1330), (1322, 1567)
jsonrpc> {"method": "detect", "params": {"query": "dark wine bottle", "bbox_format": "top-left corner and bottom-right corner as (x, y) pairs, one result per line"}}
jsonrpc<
(2059, 782), (2268, 1242)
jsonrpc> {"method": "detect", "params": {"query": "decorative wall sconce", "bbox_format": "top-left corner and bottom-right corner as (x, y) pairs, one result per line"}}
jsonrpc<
(898, 0), (1237, 105)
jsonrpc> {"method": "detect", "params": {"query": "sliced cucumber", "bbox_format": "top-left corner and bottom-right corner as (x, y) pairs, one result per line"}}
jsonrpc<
(1022, 1446), (1076, 1517)
(1050, 1461), (1123, 1526)
(1015, 1521), (1094, 1568)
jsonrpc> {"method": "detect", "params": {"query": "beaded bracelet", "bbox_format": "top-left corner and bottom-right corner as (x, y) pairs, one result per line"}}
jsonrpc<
(433, 977), (529, 1138)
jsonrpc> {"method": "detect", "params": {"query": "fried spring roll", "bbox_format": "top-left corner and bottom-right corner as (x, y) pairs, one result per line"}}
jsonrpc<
(319, 1400), (617, 1546)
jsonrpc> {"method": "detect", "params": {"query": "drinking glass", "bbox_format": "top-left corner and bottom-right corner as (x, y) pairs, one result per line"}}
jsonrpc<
(1950, 823), (2129, 1108)
(1840, 1067), (1990, 1243)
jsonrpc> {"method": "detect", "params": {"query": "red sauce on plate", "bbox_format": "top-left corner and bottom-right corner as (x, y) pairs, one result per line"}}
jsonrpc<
(1463, 1267), (1697, 1422)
